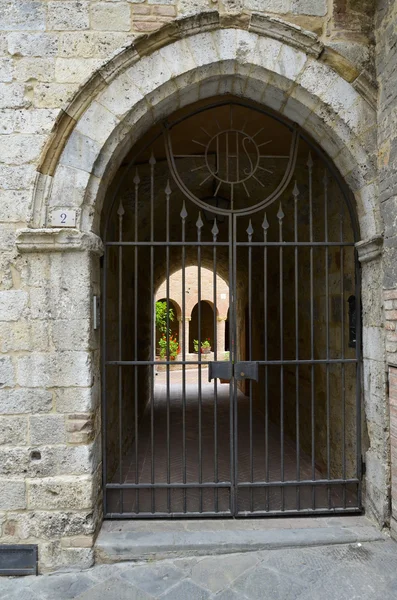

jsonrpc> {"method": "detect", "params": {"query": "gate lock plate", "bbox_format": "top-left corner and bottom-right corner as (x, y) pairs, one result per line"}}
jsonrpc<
(235, 361), (259, 382)
(208, 361), (258, 382)
(208, 361), (233, 382)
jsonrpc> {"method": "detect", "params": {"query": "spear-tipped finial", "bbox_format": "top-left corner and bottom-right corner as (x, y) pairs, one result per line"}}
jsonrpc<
(149, 151), (156, 166)
(117, 200), (125, 217)
(246, 219), (254, 240)
(165, 180), (171, 196)
(180, 201), (188, 220)
(133, 169), (140, 185)
(277, 203), (285, 221)
(211, 219), (219, 240)
(307, 152), (313, 169)
(196, 212), (203, 229)
(293, 181), (299, 198)
(262, 212), (269, 231)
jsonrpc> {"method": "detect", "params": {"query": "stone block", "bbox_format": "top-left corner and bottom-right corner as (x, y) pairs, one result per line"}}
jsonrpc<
(90, 3), (131, 32)
(0, 133), (46, 164)
(1, 0), (45, 31)
(66, 413), (95, 445)
(54, 441), (100, 475)
(51, 320), (91, 352)
(0, 356), (15, 388)
(244, 0), (289, 13)
(98, 71), (144, 118)
(0, 58), (13, 82)
(34, 83), (76, 108)
(363, 326), (385, 362)
(17, 352), (92, 388)
(55, 387), (95, 413)
(30, 415), (66, 446)
(0, 83), (28, 109)
(0, 480), (26, 509)
(0, 320), (49, 353)
(59, 129), (101, 173)
(291, 0), (327, 16)
(60, 535), (94, 548)
(58, 32), (130, 58)
(55, 58), (103, 84)
(28, 475), (96, 510)
(0, 164), (37, 190)
(7, 32), (59, 57)
(75, 101), (120, 146)
(4, 509), (97, 540)
(0, 416), (28, 445)
(0, 290), (28, 321)
(49, 164), (91, 209)
(0, 190), (31, 222)
(47, 1), (90, 31)
(15, 58), (55, 83)
(0, 388), (52, 414)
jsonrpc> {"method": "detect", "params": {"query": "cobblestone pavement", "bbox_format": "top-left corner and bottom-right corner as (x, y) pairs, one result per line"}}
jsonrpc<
(1, 538), (397, 599)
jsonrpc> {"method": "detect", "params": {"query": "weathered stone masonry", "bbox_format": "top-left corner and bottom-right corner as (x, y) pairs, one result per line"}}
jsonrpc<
(0, 0), (393, 572)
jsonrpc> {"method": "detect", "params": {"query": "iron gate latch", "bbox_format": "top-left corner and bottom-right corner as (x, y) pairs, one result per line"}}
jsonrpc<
(208, 361), (259, 382)
(235, 362), (259, 382)
(208, 361), (233, 382)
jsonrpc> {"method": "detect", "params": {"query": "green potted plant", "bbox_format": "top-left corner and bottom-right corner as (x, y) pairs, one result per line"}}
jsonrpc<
(158, 333), (179, 360)
(193, 338), (212, 354)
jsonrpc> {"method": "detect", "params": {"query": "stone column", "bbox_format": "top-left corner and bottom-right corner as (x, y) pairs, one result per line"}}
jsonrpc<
(216, 316), (227, 357)
(14, 228), (103, 572)
(178, 317), (190, 356)
(356, 236), (388, 526)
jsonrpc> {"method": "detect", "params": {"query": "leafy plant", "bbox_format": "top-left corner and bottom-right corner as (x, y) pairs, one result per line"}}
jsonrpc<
(158, 334), (179, 359)
(155, 301), (174, 335)
(193, 338), (211, 352)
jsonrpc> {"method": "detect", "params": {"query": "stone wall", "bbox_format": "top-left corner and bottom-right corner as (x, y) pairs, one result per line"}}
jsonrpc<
(376, 0), (397, 537)
(0, 0), (387, 573)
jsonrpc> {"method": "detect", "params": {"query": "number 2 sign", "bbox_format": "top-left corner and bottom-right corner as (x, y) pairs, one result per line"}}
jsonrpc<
(50, 209), (77, 227)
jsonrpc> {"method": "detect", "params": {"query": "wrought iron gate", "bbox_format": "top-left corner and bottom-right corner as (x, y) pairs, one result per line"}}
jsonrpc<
(102, 100), (362, 518)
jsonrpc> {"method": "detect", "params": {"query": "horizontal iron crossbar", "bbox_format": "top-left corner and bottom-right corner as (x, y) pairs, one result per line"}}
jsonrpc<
(105, 359), (358, 366)
(105, 241), (355, 247)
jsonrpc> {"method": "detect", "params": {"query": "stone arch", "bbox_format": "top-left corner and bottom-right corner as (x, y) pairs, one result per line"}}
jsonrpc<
(28, 12), (379, 243)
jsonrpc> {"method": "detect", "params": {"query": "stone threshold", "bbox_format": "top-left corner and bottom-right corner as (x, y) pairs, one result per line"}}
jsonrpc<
(95, 516), (386, 564)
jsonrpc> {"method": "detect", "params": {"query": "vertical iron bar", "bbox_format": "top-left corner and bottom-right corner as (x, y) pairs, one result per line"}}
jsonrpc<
(134, 171), (140, 513)
(262, 213), (269, 511)
(165, 181), (171, 513)
(355, 248), (362, 509)
(102, 248), (108, 515)
(181, 202), (187, 513)
(324, 171), (331, 509)
(230, 213), (235, 515)
(150, 154), (155, 514)
(117, 200), (124, 512)
(308, 153), (316, 510)
(340, 201), (346, 508)
(229, 215), (239, 514)
(293, 183), (300, 511)
(247, 220), (254, 512)
(197, 212), (203, 512)
(212, 220), (219, 511)
(278, 204), (285, 511)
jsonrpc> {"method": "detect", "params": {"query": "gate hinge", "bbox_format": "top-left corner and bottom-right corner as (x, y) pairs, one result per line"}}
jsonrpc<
(361, 456), (366, 476)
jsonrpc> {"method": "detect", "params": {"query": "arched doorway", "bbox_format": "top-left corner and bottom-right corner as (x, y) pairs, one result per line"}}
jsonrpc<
(102, 97), (361, 517)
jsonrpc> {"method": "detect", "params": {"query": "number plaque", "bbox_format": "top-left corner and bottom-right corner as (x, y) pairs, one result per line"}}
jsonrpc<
(50, 209), (77, 227)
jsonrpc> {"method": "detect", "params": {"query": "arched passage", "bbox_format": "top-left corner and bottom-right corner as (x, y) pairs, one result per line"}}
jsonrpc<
(102, 96), (361, 517)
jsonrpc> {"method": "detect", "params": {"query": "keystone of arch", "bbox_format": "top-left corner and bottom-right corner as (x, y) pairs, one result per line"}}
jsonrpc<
(31, 13), (379, 241)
